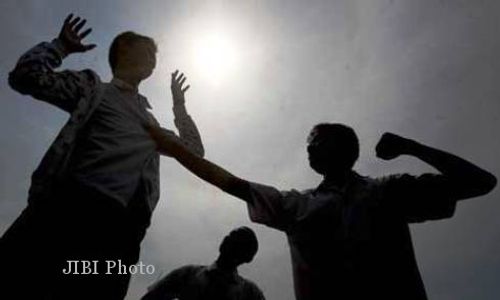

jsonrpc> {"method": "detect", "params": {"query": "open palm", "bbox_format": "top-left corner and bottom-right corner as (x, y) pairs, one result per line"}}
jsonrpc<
(58, 13), (96, 54)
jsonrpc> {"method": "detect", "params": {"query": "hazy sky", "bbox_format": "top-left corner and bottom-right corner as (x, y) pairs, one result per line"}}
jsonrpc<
(1, 1), (499, 299)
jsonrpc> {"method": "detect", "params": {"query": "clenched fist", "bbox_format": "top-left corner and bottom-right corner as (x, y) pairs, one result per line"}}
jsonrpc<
(376, 132), (417, 160)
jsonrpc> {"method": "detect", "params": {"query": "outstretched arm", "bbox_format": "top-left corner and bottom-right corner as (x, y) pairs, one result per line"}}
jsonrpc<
(8, 13), (98, 113)
(376, 132), (497, 200)
(149, 125), (252, 202)
(150, 125), (308, 230)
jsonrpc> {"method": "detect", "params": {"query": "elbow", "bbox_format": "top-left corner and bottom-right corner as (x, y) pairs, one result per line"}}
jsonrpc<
(470, 171), (497, 197)
(8, 69), (23, 93)
(480, 172), (497, 194)
(8, 67), (31, 95)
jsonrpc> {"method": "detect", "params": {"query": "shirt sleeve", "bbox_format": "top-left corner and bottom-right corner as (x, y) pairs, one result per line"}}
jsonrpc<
(8, 39), (99, 113)
(141, 265), (195, 300)
(172, 104), (205, 157)
(255, 288), (266, 300)
(244, 281), (266, 300)
(376, 173), (458, 223)
(246, 182), (305, 231)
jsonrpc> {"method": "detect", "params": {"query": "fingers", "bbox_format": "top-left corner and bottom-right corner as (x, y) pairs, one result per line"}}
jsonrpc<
(68, 16), (81, 29)
(174, 72), (185, 83)
(179, 76), (187, 86)
(171, 70), (185, 82)
(171, 70), (189, 89)
(82, 44), (97, 51)
(79, 28), (93, 39)
(176, 73), (186, 86)
(64, 13), (73, 26)
(64, 14), (92, 36)
(182, 85), (190, 93)
(74, 19), (87, 33)
(171, 70), (179, 81)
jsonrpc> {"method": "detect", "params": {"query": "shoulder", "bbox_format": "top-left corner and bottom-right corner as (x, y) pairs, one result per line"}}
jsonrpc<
(285, 187), (314, 199)
(373, 173), (441, 187)
(163, 264), (205, 281)
(248, 181), (312, 198)
(238, 276), (265, 298)
(371, 173), (412, 187)
(174, 264), (205, 274)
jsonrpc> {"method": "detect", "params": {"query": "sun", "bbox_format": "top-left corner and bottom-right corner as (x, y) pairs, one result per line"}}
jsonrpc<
(191, 32), (239, 86)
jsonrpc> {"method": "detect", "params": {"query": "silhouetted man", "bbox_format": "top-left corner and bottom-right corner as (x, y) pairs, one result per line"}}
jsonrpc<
(148, 123), (496, 300)
(0, 14), (204, 299)
(142, 226), (265, 300)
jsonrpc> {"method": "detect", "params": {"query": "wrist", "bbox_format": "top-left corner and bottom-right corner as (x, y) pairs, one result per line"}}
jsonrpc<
(403, 139), (422, 156)
(173, 103), (188, 115)
(52, 38), (70, 58)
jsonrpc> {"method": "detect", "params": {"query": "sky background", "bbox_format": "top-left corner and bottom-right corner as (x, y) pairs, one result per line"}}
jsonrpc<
(1, 0), (499, 299)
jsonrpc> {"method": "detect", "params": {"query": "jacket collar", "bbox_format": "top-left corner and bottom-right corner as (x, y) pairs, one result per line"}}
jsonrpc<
(111, 77), (152, 109)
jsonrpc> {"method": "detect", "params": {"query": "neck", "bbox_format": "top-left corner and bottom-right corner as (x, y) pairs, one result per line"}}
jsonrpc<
(113, 72), (142, 90)
(324, 169), (352, 187)
(215, 256), (238, 273)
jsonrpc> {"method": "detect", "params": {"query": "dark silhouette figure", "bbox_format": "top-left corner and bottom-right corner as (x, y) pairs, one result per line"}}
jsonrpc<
(0, 14), (204, 299)
(141, 227), (265, 300)
(148, 123), (497, 300)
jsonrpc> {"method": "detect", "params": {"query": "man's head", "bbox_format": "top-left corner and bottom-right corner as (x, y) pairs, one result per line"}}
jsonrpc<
(109, 31), (157, 80)
(307, 123), (359, 176)
(219, 227), (259, 266)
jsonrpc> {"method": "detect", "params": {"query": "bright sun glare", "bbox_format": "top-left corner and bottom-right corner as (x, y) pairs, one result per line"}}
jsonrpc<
(192, 32), (239, 86)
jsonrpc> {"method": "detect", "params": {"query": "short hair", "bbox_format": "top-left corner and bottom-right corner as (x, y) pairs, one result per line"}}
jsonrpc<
(108, 31), (157, 72)
(309, 123), (360, 168)
(220, 226), (259, 264)
(235, 226), (259, 262)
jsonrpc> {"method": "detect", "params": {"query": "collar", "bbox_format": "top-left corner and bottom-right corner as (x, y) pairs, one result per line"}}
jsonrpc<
(315, 171), (362, 194)
(111, 78), (152, 109)
(111, 77), (138, 93)
(207, 262), (239, 283)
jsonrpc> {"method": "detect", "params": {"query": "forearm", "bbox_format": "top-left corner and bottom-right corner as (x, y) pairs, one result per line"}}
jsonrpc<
(159, 137), (251, 201)
(173, 104), (205, 157)
(408, 141), (497, 195)
(9, 40), (65, 93)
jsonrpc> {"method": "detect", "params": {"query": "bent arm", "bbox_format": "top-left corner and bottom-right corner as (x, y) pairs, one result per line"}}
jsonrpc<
(9, 39), (98, 113)
(150, 126), (304, 230)
(408, 141), (496, 199)
(377, 132), (497, 200)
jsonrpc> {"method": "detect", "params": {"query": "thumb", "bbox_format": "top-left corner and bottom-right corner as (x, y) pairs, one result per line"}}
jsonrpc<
(82, 44), (97, 52)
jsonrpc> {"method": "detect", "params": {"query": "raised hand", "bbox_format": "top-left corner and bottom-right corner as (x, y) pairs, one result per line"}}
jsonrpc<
(171, 70), (190, 106)
(57, 13), (96, 54)
(376, 132), (416, 160)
